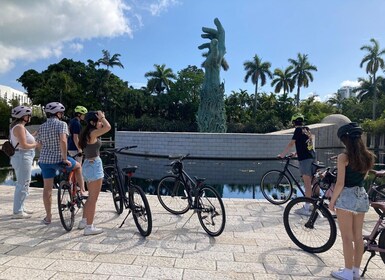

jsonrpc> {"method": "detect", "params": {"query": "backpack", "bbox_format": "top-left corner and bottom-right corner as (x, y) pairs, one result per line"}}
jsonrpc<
(1, 140), (19, 157)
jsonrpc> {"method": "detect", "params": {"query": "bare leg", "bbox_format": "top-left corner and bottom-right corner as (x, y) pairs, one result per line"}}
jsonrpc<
(43, 178), (54, 222)
(73, 162), (86, 194)
(303, 175), (312, 198)
(336, 208), (354, 269)
(352, 213), (365, 268)
(82, 178), (102, 225)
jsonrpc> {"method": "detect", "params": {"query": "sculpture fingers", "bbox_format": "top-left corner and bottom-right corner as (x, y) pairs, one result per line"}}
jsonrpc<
(202, 27), (218, 37)
(198, 43), (211, 50)
(214, 18), (224, 34)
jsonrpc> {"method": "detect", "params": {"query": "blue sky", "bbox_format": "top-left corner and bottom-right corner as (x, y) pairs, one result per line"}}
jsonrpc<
(1, 0), (385, 101)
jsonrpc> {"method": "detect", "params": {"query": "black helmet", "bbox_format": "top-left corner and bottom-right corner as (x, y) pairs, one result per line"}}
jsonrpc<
(85, 111), (98, 123)
(337, 122), (363, 140)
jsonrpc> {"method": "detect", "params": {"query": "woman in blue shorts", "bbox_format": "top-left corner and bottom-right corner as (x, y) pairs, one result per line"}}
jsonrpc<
(329, 123), (374, 280)
(78, 111), (111, 236)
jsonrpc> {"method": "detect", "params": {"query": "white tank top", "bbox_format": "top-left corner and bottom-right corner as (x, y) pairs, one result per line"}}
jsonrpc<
(10, 124), (35, 150)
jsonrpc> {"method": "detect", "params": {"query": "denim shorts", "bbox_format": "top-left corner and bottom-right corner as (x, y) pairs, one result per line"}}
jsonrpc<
(335, 186), (369, 213)
(82, 157), (104, 183)
(299, 158), (315, 176)
(39, 157), (77, 179)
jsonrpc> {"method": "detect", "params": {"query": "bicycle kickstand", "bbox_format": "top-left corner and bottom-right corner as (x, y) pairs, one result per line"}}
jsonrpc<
(119, 210), (132, 228)
(180, 212), (195, 229)
(361, 250), (375, 277)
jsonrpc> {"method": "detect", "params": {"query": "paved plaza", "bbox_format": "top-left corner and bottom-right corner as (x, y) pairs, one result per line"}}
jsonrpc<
(0, 185), (383, 279)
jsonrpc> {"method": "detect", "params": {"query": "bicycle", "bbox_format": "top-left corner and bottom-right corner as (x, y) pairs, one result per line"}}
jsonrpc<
(283, 169), (385, 254)
(157, 154), (226, 237)
(102, 146), (152, 237)
(260, 154), (326, 205)
(57, 154), (87, 232)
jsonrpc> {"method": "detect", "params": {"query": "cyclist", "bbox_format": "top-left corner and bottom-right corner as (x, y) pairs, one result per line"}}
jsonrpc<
(78, 111), (111, 235)
(35, 102), (85, 225)
(68, 105), (88, 194)
(278, 113), (316, 214)
(329, 123), (374, 280)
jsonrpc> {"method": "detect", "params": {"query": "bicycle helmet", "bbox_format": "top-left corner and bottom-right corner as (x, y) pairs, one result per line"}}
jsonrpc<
(45, 102), (65, 114)
(337, 122), (363, 140)
(291, 113), (304, 122)
(11, 105), (32, 118)
(74, 105), (88, 114)
(85, 111), (99, 123)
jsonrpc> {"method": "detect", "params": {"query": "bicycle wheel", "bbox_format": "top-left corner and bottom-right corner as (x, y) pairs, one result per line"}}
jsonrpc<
(57, 181), (75, 231)
(379, 229), (385, 263)
(197, 185), (226, 237)
(104, 165), (123, 214)
(260, 170), (293, 204)
(157, 175), (190, 214)
(371, 184), (385, 216)
(130, 185), (152, 237)
(283, 197), (337, 253)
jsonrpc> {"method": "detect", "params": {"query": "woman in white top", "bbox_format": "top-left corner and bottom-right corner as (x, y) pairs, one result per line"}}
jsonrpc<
(10, 106), (37, 219)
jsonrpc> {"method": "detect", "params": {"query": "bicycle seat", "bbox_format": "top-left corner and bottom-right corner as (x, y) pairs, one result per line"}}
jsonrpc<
(194, 176), (206, 183)
(369, 170), (385, 177)
(122, 166), (138, 174)
(370, 202), (385, 213)
(312, 162), (326, 169)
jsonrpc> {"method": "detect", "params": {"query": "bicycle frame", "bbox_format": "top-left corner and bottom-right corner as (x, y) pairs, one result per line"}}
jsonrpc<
(280, 157), (306, 197)
(176, 167), (204, 209)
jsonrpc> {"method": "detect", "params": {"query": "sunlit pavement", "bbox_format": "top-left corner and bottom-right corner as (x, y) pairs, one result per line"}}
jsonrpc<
(0, 185), (383, 279)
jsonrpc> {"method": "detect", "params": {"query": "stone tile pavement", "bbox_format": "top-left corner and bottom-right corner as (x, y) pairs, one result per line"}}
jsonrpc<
(0, 185), (383, 279)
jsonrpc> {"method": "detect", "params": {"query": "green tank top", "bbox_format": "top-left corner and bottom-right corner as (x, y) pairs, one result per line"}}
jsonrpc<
(344, 165), (365, 188)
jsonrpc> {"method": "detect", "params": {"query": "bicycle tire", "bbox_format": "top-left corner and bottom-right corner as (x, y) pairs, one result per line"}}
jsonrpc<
(371, 184), (385, 216)
(157, 175), (190, 214)
(57, 181), (75, 231)
(379, 229), (385, 263)
(283, 196), (337, 253)
(104, 165), (124, 214)
(197, 185), (226, 236)
(131, 185), (152, 237)
(260, 170), (293, 204)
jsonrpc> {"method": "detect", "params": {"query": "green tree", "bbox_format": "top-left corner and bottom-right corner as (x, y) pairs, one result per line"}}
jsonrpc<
(288, 53), (318, 107)
(145, 64), (177, 94)
(271, 66), (294, 94)
(327, 91), (345, 113)
(96, 49), (124, 70)
(243, 54), (273, 117)
(360, 38), (385, 119)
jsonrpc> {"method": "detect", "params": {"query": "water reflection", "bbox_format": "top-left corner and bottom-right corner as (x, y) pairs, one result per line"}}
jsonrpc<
(0, 148), (343, 199)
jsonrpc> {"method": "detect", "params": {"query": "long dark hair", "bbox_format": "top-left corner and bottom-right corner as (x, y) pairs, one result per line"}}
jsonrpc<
(79, 123), (96, 149)
(341, 135), (374, 173)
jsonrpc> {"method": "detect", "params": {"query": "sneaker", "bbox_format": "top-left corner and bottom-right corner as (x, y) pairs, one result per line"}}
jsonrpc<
(331, 268), (353, 280)
(84, 225), (103, 236)
(12, 212), (31, 219)
(353, 269), (361, 280)
(295, 206), (311, 216)
(23, 209), (34, 214)
(78, 219), (86, 230)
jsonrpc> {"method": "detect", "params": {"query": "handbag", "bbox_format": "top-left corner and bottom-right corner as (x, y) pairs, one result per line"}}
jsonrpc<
(1, 140), (19, 157)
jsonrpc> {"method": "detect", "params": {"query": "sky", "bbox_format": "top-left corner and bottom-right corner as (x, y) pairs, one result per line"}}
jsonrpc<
(1, 0), (385, 102)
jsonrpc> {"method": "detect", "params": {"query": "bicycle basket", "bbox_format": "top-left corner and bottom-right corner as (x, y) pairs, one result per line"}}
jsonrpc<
(171, 161), (183, 175)
(319, 169), (337, 190)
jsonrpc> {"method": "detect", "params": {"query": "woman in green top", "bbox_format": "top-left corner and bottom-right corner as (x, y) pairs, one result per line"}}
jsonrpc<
(329, 123), (374, 280)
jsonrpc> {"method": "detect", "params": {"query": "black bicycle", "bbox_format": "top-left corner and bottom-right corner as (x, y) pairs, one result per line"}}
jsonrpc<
(283, 168), (385, 254)
(260, 154), (326, 205)
(157, 154), (226, 236)
(103, 146), (152, 237)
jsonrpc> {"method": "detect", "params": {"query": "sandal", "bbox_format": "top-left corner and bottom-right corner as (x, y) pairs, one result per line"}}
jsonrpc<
(42, 217), (51, 225)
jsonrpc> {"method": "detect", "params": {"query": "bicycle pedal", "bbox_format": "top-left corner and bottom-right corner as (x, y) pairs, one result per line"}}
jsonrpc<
(80, 195), (88, 200)
(181, 196), (188, 199)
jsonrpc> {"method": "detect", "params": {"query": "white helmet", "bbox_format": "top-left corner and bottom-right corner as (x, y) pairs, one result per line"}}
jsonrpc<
(45, 102), (65, 114)
(11, 106), (32, 118)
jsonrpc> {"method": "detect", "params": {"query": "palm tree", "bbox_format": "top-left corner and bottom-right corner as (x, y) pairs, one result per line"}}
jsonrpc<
(354, 76), (379, 102)
(144, 64), (177, 94)
(243, 54), (273, 117)
(360, 38), (385, 119)
(271, 66), (295, 95)
(96, 49), (124, 70)
(288, 53), (318, 107)
(327, 92), (344, 113)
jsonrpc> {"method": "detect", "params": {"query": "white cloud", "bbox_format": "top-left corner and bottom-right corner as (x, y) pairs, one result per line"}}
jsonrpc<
(148, 0), (180, 16)
(0, 0), (177, 74)
(340, 80), (360, 88)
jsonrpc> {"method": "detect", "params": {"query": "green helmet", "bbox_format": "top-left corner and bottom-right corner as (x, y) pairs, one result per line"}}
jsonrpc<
(74, 105), (88, 114)
(291, 113), (304, 122)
